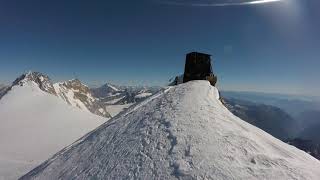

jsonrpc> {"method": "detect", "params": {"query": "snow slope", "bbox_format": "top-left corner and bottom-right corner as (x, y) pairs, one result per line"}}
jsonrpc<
(21, 81), (320, 180)
(0, 82), (106, 180)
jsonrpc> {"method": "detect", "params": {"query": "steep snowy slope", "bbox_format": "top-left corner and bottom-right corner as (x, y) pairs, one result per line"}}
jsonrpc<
(21, 81), (320, 180)
(0, 82), (106, 180)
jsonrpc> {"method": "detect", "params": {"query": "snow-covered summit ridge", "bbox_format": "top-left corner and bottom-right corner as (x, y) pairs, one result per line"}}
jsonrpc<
(21, 81), (320, 180)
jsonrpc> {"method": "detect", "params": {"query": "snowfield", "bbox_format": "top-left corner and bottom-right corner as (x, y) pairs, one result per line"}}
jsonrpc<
(21, 81), (320, 180)
(0, 82), (106, 180)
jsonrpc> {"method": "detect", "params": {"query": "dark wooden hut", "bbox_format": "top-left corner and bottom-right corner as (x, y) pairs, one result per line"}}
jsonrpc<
(183, 52), (217, 86)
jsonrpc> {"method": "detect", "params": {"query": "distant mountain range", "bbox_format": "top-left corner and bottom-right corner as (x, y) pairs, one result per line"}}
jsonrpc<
(299, 111), (320, 144)
(0, 72), (162, 119)
(92, 83), (161, 106)
(91, 83), (162, 116)
(223, 98), (295, 141)
(222, 91), (320, 160)
(222, 90), (320, 117)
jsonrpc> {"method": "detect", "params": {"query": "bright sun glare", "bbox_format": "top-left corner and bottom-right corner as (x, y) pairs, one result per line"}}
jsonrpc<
(249, 0), (282, 4)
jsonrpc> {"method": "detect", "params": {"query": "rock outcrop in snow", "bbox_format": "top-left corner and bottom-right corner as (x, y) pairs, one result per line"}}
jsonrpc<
(54, 79), (111, 118)
(21, 81), (320, 180)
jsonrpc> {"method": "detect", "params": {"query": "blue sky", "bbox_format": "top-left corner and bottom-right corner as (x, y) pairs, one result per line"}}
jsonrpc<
(0, 0), (319, 96)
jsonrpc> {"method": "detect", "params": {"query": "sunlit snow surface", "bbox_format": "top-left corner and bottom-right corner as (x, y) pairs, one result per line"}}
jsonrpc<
(21, 81), (320, 180)
(0, 82), (106, 180)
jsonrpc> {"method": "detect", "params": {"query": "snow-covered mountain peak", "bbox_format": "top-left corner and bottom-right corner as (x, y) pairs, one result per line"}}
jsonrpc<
(12, 71), (56, 95)
(21, 81), (320, 180)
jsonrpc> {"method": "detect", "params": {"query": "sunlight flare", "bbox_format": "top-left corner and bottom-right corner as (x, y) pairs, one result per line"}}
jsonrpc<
(158, 0), (283, 6)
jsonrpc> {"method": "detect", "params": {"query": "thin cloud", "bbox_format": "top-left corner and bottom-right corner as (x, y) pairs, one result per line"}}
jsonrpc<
(157, 0), (282, 7)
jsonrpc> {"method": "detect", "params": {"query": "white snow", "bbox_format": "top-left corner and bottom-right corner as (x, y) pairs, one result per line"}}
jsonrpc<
(134, 92), (153, 99)
(21, 81), (320, 180)
(107, 84), (119, 91)
(0, 82), (106, 180)
(98, 108), (104, 114)
(39, 76), (44, 82)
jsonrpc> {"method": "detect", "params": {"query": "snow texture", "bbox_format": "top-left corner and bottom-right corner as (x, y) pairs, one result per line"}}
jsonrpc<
(21, 81), (320, 180)
(0, 82), (106, 180)
(135, 92), (153, 99)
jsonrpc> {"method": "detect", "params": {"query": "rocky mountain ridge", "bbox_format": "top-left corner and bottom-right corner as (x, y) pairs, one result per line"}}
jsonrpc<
(0, 72), (111, 118)
(92, 83), (161, 105)
(54, 79), (111, 118)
